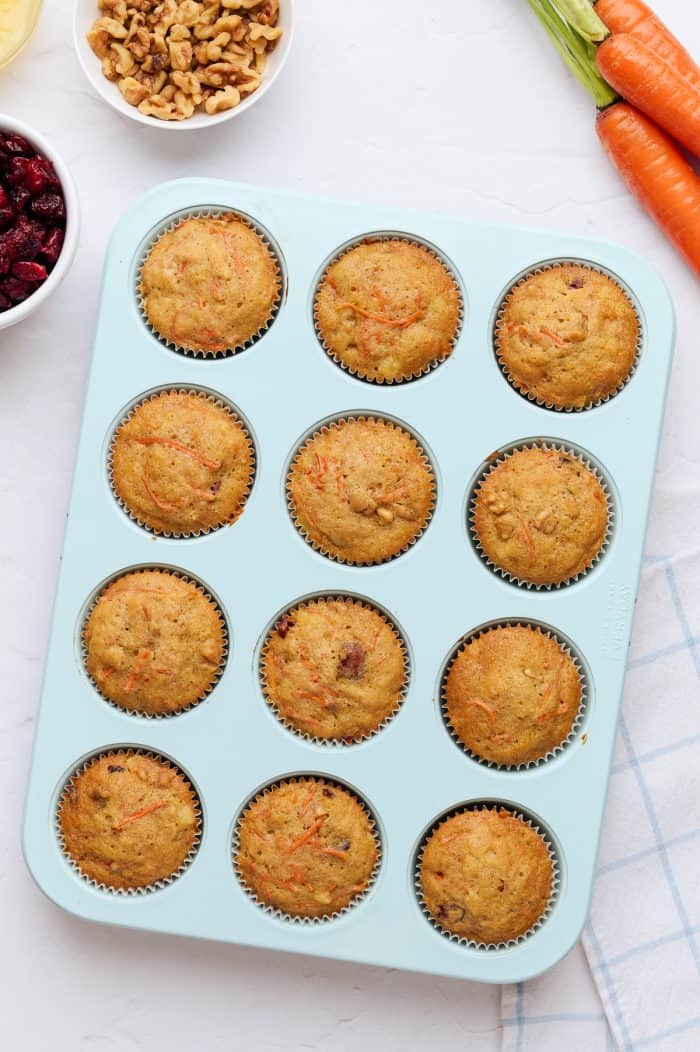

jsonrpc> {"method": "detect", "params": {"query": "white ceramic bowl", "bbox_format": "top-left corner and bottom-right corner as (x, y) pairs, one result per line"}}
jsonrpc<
(73, 0), (295, 131)
(0, 115), (79, 332)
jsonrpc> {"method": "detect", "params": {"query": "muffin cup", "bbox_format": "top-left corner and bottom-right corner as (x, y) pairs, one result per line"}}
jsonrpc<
(286, 413), (437, 566)
(468, 439), (614, 590)
(259, 594), (410, 746)
(80, 566), (229, 719)
(56, 747), (203, 896)
(313, 232), (465, 385)
(413, 802), (560, 950)
(494, 260), (642, 412)
(136, 207), (285, 359)
(232, 775), (382, 924)
(107, 385), (256, 539)
(439, 620), (588, 770)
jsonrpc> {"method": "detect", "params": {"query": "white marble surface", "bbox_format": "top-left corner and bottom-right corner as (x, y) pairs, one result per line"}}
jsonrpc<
(1, 1), (697, 1048)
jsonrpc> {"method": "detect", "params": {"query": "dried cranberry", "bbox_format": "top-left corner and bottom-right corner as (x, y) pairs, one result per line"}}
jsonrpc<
(41, 227), (64, 267)
(0, 188), (13, 228)
(0, 290), (10, 311)
(107, 764), (125, 774)
(0, 276), (33, 302)
(337, 641), (366, 680)
(5, 156), (30, 187)
(3, 133), (33, 157)
(276, 615), (294, 638)
(322, 787), (335, 798)
(23, 157), (59, 195)
(0, 215), (43, 263)
(30, 192), (65, 222)
(13, 260), (47, 282)
(568, 276), (585, 289)
(8, 185), (30, 213)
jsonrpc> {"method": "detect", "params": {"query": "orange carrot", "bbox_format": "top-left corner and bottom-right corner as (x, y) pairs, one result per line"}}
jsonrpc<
(597, 103), (700, 277)
(113, 800), (166, 830)
(134, 436), (221, 470)
(596, 34), (700, 157)
(286, 817), (326, 853)
(336, 301), (425, 328)
(595, 0), (700, 89)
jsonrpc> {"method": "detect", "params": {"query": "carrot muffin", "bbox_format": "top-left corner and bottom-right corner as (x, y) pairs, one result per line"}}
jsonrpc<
(472, 446), (608, 586)
(419, 808), (553, 944)
(262, 598), (406, 740)
(58, 751), (199, 891)
(315, 239), (461, 382)
(496, 264), (639, 409)
(140, 214), (280, 355)
(110, 390), (254, 536)
(444, 625), (582, 765)
(287, 417), (435, 564)
(235, 778), (378, 918)
(84, 570), (225, 717)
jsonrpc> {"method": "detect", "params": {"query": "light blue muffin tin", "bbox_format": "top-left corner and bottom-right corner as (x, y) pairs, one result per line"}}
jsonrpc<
(22, 179), (675, 983)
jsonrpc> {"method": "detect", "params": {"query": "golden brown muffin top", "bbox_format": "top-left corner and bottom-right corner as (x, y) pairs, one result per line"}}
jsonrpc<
(235, 778), (378, 918)
(287, 417), (435, 564)
(140, 214), (280, 355)
(420, 808), (553, 944)
(59, 752), (199, 891)
(444, 625), (582, 766)
(472, 446), (608, 586)
(496, 264), (639, 409)
(84, 570), (225, 716)
(262, 598), (406, 741)
(110, 390), (254, 536)
(315, 240), (461, 382)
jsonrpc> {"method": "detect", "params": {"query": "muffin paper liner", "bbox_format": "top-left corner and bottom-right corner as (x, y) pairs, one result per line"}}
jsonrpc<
(494, 261), (642, 412)
(312, 233), (465, 385)
(468, 439), (614, 590)
(80, 567), (229, 719)
(136, 207), (284, 359)
(259, 594), (410, 746)
(56, 747), (202, 897)
(232, 776), (382, 925)
(286, 414), (437, 566)
(107, 385), (256, 539)
(413, 802), (560, 951)
(439, 620), (588, 770)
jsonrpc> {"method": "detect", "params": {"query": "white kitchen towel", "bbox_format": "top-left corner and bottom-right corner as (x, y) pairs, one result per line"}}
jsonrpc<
(501, 550), (700, 1051)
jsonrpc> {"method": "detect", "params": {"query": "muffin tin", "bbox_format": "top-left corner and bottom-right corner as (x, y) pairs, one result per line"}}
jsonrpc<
(22, 179), (675, 983)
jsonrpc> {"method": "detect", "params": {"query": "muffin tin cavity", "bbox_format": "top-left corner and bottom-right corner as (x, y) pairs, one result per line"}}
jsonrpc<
(312, 231), (465, 385)
(413, 801), (560, 951)
(467, 437), (616, 590)
(493, 259), (643, 412)
(134, 206), (286, 359)
(78, 565), (230, 719)
(107, 385), (257, 539)
(232, 775), (383, 924)
(55, 747), (203, 896)
(257, 592), (411, 746)
(285, 412), (437, 566)
(438, 619), (589, 770)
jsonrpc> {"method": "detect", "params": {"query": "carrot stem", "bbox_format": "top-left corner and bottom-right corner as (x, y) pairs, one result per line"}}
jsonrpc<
(552, 0), (609, 43)
(526, 0), (618, 107)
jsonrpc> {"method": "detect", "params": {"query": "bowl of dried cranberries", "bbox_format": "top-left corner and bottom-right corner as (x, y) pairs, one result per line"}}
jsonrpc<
(0, 115), (78, 329)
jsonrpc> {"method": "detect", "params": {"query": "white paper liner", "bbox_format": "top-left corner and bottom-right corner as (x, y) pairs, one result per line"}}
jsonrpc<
(232, 776), (382, 925)
(468, 439), (614, 590)
(313, 233), (464, 385)
(135, 207), (284, 359)
(414, 802), (560, 951)
(440, 620), (588, 770)
(286, 414), (437, 566)
(80, 567), (229, 719)
(259, 594), (410, 746)
(56, 747), (202, 896)
(107, 385), (256, 539)
(493, 260), (642, 412)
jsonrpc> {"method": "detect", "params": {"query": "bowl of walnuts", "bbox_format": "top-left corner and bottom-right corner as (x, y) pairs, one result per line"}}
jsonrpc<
(73, 0), (294, 129)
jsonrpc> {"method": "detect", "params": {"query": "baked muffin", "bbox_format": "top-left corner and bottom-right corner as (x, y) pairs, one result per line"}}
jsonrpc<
(235, 778), (379, 918)
(110, 390), (254, 536)
(472, 446), (608, 586)
(262, 598), (406, 740)
(58, 751), (199, 891)
(419, 808), (553, 944)
(444, 625), (581, 765)
(315, 239), (461, 382)
(84, 570), (225, 716)
(140, 214), (280, 355)
(496, 264), (639, 409)
(287, 417), (435, 564)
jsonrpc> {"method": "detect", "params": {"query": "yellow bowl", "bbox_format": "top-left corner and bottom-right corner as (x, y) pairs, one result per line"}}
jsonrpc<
(0, 0), (43, 70)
